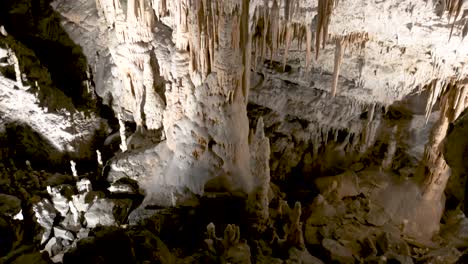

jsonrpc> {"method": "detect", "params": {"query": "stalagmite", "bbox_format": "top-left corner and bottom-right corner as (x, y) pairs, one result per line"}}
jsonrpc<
(0, 25), (7, 36)
(118, 113), (128, 152)
(7, 48), (22, 86)
(382, 125), (398, 170)
(247, 117), (271, 232)
(279, 201), (305, 249)
(96, 150), (103, 166)
(360, 103), (376, 154)
(70, 160), (78, 178)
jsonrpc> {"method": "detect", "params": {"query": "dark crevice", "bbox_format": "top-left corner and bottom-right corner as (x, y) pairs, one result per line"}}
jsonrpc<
(0, 0), (94, 111)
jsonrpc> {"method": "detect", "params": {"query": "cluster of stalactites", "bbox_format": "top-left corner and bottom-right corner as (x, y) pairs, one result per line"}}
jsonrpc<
(315, 0), (335, 59)
(169, 0), (207, 79)
(169, 0), (249, 100)
(331, 32), (369, 97)
(435, 0), (465, 40)
(159, 0), (340, 82)
(95, 0), (123, 26)
(120, 0), (156, 43)
(309, 123), (360, 159)
(421, 55), (463, 122)
(249, 0), (309, 71)
(426, 80), (468, 144)
(96, 0), (156, 43)
(152, 0), (168, 20)
(247, 0), (339, 73)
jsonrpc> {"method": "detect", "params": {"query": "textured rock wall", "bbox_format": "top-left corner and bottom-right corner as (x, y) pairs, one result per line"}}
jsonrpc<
(48, 0), (468, 209)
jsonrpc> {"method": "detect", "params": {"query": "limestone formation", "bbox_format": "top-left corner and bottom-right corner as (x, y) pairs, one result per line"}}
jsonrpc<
(70, 161), (77, 178)
(1, 0), (468, 263)
(421, 82), (468, 201)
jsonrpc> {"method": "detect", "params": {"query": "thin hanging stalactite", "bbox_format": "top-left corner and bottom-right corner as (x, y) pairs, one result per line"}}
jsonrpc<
(331, 37), (345, 97)
(269, 0), (279, 64)
(306, 23), (312, 68)
(282, 23), (292, 71)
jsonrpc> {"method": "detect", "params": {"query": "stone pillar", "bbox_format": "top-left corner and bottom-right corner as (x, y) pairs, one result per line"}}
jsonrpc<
(159, 0), (253, 194)
(421, 83), (467, 200)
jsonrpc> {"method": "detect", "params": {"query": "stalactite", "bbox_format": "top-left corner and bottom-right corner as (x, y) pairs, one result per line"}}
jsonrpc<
(241, 0), (252, 102)
(281, 0), (299, 71)
(330, 32), (369, 97)
(260, 9), (268, 66)
(360, 103), (376, 154)
(269, 0), (279, 62)
(331, 37), (345, 97)
(315, 0), (334, 59)
(127, 0), (137, 22)
(306, 23), (312, 69)
(152, 0), (165, 19)
(447, 0), (464, 40)
(424, 79), (445, 122)
(435, 0), (465, 40)
(282, 24), (292, 71)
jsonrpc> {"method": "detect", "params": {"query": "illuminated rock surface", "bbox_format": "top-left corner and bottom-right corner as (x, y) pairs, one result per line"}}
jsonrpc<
(0, 0), (467, 263)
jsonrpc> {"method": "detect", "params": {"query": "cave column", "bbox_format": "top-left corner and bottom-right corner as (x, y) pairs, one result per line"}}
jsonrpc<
(160, 0), (253, 194)
(421, 83), (467, 200)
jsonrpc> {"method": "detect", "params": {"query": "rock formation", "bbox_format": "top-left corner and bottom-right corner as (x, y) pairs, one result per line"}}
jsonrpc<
(0, 0), (468, 263)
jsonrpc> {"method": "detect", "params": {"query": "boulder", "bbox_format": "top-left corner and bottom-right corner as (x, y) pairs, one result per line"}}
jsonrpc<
(418, 247), (462, 264)
(33, 199), (57, 243)
(84, 198), (117, 228)
(322, 238), (355, 263)
(0, 194), (21, 218)
(53, 226), (75, 241)
(315, 171), (360, 201)
(286, 247), (324, 264)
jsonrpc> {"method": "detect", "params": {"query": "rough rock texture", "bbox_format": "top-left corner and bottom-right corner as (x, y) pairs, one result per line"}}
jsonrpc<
(43, 0), (468, 211)
(1, 0), (468, 263)
(445, 108), (468, 211)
